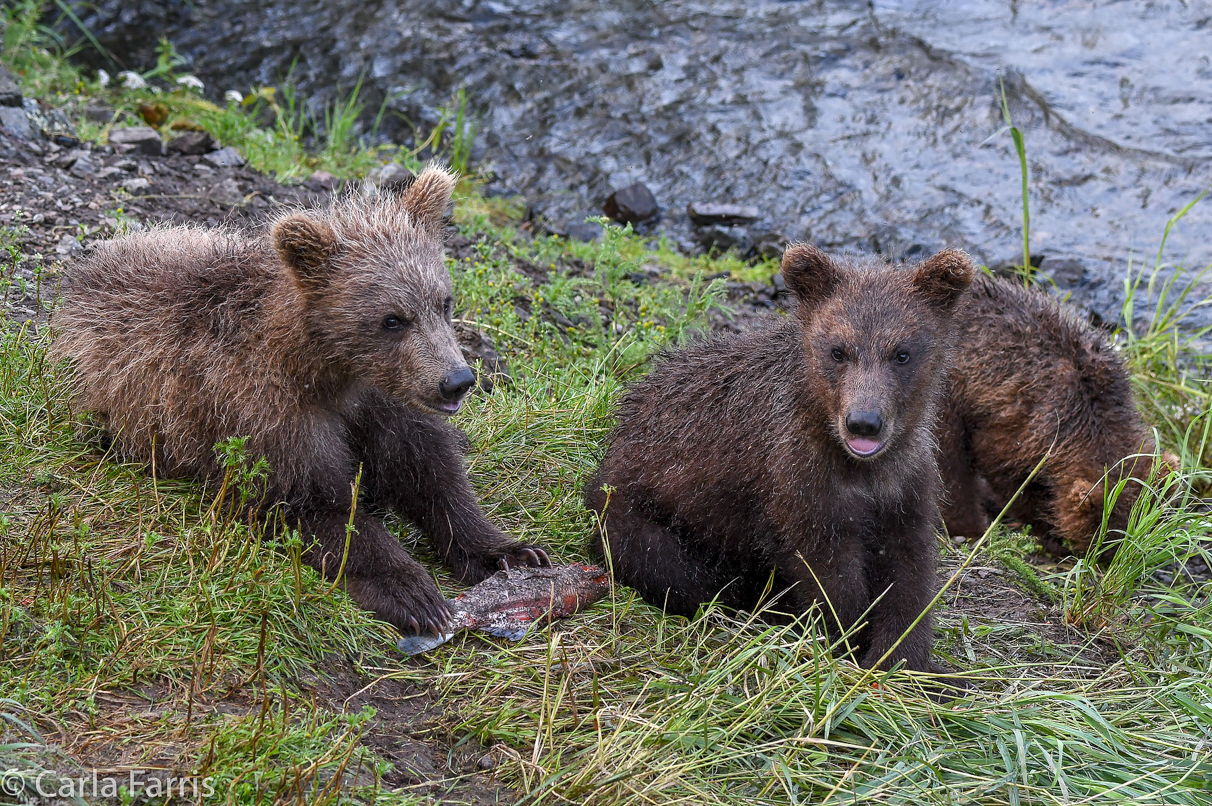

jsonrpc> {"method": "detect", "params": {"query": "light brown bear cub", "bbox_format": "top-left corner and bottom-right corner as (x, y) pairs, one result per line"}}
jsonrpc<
(53, 165), (549, 637)
(586, 245), (975, 673)
(938, 274), (1171, 558)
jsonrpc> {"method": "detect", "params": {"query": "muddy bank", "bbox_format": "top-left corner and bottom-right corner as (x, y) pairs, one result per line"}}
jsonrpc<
(68, 0), (1212, 327)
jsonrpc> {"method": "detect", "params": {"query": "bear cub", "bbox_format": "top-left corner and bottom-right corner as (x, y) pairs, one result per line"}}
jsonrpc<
(53, 165), (549, 637)
(586, 245), (976, 672)
(938, 274), (1171, 558)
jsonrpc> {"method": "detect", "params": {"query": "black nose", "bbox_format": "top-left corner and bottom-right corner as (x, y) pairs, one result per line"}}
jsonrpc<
(845, 410), (883, 437)
(439, 367), (476, 401)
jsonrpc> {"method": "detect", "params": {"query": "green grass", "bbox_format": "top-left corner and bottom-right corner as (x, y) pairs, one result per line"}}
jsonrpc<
(3, 3), (1212, 804)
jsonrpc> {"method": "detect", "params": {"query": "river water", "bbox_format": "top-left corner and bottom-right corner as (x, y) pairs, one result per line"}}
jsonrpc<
(78, 0), (1212, 324)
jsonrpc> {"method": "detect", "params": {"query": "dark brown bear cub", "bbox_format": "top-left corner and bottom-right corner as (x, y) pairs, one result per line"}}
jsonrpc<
(585, 245), (976, 672)
(53, 165), (549, 638)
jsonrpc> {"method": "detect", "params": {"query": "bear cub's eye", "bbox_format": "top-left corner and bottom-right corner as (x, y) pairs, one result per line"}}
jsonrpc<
(831, 347), (846, 362)
(894, 350), (911, 364)
(382, 315), (410, 332)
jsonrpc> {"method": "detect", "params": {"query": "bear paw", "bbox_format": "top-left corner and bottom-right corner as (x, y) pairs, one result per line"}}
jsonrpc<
(458, 541), (551, 584)
(344, 570), (452, 638)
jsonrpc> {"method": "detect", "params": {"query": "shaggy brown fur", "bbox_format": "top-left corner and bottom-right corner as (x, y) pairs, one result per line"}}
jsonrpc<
(585, 245), (976, 672)
(52, 165), (549, 637)
(938, 274), (1169, 557)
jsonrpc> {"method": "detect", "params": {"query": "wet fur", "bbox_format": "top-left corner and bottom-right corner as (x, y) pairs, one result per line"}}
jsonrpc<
(586, 246), (975, 672)
(938, 274), (1165, 557)
(52, 165), (548, 637)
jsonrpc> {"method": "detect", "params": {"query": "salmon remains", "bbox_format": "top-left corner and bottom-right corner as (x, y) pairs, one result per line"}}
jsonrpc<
(396, 563), (610, 655)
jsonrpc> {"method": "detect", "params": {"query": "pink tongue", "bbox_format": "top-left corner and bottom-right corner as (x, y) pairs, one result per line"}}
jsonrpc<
(848, 437), (882, 455)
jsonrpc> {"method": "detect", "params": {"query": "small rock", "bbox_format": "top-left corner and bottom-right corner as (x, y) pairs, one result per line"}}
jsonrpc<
(202, 146), (245, 168)
(83, 100), (115, 123)
(122, 177), (152, 193)
(565, 220), (603, 242)
(0, 65), (22, 107)
(368, 162), (414, 192)
(307, 170), (340, 191)
(0, 106), (34, 139)
(209, 176), (245, 204)
(990, 253), (1044, 279)
(108, 126), (164, 156)
(753, 231), (788, 260)
(1041, 257), (1086, 288)
(687, 202), (760, 226)
(69, 152), (97, 177)
(696, 224), (752, 255)
(166, 130), (217, 156)
(478, 755), (496, 772)
(56, 234), (83, 257)
(603, 183), (660, 226)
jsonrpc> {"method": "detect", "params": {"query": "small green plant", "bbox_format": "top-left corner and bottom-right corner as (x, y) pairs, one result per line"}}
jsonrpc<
(321, 74), (366, 165)
(1, 224), (27, 306)
(142, 37), (188, 84)
(213, 436), (271, 511)
(998, 72), (1032, 284)
(447, 87), (476, 175)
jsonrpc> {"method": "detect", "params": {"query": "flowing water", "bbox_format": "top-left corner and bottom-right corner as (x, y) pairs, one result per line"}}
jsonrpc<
(79, 0), (1212, 323)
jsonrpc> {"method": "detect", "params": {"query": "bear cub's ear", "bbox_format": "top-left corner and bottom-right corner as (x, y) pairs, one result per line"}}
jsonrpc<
(400, 163), (457, 235)
(273, 213), (338, 289)
(781, 243), (840, 311)
(912, 249), (976, 311)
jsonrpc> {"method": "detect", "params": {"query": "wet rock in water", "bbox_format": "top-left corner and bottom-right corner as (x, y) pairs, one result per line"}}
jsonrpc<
(1041, 257), (1087, 288)
(0, 66), (22, 107)
(687, 202), (760, 226)
(696, 224), (751, 255)
(990, 253), (1045, 279)
(202, 146), (245, 167)
(166, 130), (217, 155)
(603, 183), (659, 227)
(109, 125), (163, 156)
